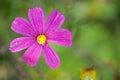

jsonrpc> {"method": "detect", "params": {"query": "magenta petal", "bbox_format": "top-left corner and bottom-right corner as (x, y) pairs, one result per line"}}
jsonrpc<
(11, 17), (36, 36)
(22, 43), (41, 67)
(47, 29), (72, 46)
(45, 9), (65, 33)
(42, 45), (60, 69)
(28, 7), (44, 34)
(9, 37), (35, 52)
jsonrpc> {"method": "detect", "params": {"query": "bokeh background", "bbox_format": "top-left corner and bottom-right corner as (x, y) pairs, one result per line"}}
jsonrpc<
(0, 0), (120, 80)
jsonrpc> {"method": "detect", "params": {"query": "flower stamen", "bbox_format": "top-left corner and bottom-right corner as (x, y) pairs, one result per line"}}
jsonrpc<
(36, 34), (46, 45)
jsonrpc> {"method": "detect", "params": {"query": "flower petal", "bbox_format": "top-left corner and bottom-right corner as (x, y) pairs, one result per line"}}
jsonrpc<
(11, 17), (36, 36)
(22, 43), (41, 67)
(47, 29), (72, 46)
(42, 45), (60, 69)
(28, 7), (44, 34)
(9, 37), (35, 52)
(45, 9), (65, 33)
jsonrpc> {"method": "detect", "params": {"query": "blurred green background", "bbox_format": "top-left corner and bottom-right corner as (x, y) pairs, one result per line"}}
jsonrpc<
(0, 0), (120, 80)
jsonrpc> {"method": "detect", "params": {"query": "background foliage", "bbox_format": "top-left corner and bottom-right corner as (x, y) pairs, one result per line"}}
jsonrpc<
(0, 0), (120, 80)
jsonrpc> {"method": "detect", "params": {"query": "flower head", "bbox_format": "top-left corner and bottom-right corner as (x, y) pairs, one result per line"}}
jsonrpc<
(80, 68), (96, 80)
(9, 7), (72, 69)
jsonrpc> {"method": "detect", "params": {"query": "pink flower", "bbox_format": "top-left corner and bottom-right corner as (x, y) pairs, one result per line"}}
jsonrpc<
(9, 7), (72, 69)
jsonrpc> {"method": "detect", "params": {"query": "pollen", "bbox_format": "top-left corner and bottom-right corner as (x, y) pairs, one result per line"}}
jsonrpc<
(36, 34), (46, 45)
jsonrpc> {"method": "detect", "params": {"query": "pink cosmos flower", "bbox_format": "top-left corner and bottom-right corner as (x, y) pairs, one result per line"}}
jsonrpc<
(9, 7), (72, 69)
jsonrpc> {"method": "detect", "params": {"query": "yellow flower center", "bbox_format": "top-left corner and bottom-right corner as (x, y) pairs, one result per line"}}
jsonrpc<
(36, 34), (46, 45)
(80, 68), (96, 80)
